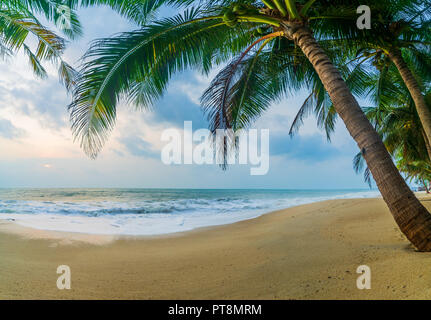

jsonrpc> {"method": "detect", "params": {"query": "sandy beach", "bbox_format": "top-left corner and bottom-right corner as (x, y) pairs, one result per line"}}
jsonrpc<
(2, 196), (431, 300)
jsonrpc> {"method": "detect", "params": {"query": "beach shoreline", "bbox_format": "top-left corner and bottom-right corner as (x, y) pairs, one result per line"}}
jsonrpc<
(0, 188), (381, 237)
(0, 193), (387, 243)
(2, 195), (431, 299)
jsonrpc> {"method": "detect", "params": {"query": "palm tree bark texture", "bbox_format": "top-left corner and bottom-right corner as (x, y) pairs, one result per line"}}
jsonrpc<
(283, 22), (431, 251)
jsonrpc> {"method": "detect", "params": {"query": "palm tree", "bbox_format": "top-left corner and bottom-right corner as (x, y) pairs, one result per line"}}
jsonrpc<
(303, 50), (431, 192)
(0, 0), (149, 86)
(354, 83), (431, 186)
(0, 0), (84, 87)
(291, 28), (431, 192)
(381, 1), (431, 151)
(68, 0), (431, 251)
(320, 0), (431, 154)
(398, 160), (431, 193)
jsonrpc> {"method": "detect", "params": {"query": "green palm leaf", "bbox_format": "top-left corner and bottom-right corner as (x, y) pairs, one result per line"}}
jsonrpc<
(69, 8), (256, 157)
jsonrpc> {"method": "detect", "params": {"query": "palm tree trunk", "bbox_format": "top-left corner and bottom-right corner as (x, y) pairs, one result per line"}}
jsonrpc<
(421, 129), (431, 162)
(423, 179), (430, 194)
(388, 49), (431, 156)
(285, 24), (431, 251)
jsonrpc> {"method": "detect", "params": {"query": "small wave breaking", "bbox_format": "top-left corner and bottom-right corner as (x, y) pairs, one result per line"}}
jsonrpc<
(0, 188), (381, 235)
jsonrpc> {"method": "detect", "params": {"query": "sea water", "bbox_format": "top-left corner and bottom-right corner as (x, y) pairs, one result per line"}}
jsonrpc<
(0, 188), (380, 235)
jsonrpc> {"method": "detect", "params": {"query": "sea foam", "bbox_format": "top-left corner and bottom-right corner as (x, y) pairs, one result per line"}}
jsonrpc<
(0, 188), (381, 235)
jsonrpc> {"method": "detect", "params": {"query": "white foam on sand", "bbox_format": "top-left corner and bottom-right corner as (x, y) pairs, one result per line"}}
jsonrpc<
(0, 190), (381, 236)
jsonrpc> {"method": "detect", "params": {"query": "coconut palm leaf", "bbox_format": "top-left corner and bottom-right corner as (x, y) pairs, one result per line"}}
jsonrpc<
(0, 1), (78, 88)
(69, 7), (260, 157)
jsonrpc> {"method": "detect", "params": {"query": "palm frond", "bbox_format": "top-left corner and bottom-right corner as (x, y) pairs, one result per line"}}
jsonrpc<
(22, 43), (47, 79)
(69, 8), (253, 157)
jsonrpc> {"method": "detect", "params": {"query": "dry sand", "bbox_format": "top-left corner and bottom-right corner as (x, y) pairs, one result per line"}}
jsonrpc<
(2, 196), (431, 300)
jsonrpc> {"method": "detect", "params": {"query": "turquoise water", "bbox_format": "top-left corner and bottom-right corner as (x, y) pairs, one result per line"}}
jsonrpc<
(0, 188), (380, 235)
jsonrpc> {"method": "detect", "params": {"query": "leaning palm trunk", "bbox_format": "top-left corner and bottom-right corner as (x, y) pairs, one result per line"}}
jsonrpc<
(285, 23), (431, 251)
(388, 49), (431, 161)
(421, 129), (431, 162)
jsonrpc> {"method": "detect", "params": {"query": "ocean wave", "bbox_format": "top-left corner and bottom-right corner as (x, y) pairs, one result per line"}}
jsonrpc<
(0, 189), (381, 235)
(0, 197), (277, 216)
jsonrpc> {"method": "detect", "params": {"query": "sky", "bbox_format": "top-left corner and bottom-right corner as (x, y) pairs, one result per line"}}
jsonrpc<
(0, 5), (376, 189)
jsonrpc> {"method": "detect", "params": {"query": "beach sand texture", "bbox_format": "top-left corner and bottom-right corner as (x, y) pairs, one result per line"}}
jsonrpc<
(1, 196), (431, 300)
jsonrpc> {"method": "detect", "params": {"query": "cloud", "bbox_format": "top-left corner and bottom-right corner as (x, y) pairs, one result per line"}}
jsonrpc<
(0, 119), (26, 139)
(0, 6), (372, 189)
(147, 74), (209, 129)
(0, 58), (69, 130)
(119, 136), (159, 158)
(270, 133), (352, 161)
(10, 81), (69, 129)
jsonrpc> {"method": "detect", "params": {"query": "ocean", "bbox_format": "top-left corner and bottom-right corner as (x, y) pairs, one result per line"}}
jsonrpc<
(0, 188), (381, 235)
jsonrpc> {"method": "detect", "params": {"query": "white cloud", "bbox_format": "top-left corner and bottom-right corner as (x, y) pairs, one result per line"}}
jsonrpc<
(0, 7), (366, 188)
